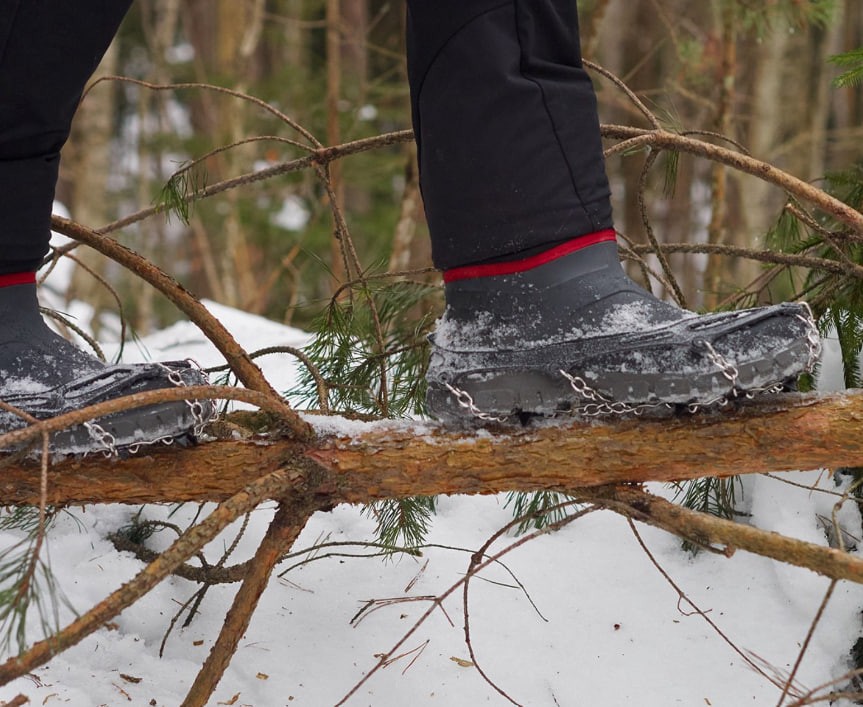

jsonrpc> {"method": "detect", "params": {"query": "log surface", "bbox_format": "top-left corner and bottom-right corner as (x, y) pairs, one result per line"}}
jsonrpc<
(1, 391), (861, 507)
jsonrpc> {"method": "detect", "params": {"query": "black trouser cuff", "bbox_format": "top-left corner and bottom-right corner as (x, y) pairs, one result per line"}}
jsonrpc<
(0, 154), (59, 269)
(407, 0), (613, 270)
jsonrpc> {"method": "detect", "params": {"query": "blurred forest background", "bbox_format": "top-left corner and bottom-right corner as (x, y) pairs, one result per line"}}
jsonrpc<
(55, 0), (863, 336)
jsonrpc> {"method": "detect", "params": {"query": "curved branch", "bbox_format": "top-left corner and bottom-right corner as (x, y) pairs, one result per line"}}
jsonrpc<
(0, 467), (304, 688)
(86, 76), (322, 149)
(180, 501), (311, 707)
(87, 130), (414, 236)
(629, 241), (863, 280)
(49, 217), (313, 441)
(584, 486), (863, 585)
(600, 125), (863, 236)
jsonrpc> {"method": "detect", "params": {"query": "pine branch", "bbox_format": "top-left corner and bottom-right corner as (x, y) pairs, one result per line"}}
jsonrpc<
(830, 48), (863, 88)
(503, 492), (579, 534)
(364, 497), (437, 552)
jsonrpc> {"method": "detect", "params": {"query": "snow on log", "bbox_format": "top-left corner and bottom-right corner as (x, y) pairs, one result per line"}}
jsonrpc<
(0, 391), (862, 507)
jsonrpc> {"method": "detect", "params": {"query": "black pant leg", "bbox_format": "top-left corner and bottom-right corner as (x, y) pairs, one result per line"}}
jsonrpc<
(0, 0), (132, 274)
(406, 0), (613, 270)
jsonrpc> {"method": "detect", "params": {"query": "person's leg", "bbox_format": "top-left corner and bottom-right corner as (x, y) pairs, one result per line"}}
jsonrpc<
(0, 0), (130, 391)
(407, 0), (821, 421)
(0, 1), (213, 454)
(0, 0), (132, 273)
(406, 0), (611, 270)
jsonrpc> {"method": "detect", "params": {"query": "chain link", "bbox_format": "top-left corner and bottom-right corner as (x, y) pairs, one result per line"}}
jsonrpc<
(443, 382), (511, 423)
(442, 323), (822, 422)
(558, 371), (673, 417)
(694, 339), (739, 387)
(83, 420), (118, 457)
(76, 359), (216, 458)
(798, 303), (823, 372)
(157, 358), (217, 439)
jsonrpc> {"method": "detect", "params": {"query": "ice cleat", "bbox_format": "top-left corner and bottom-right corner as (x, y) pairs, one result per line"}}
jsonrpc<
(0, 282), (216, 456)
(425, 240), (821, 423)
(0, 360), (216, 456)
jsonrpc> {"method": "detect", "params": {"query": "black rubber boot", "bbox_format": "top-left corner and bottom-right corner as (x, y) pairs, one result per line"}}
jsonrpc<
(426, 241), (822, 423)
(0, 283), (215, 455)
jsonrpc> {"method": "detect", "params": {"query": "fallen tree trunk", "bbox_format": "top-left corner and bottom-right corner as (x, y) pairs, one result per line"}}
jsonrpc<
(1, 390), (861, 507)
(4, 392), (863, 697)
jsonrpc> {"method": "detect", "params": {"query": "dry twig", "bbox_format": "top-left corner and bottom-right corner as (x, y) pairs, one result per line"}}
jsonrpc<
(0, 467), (304, 687)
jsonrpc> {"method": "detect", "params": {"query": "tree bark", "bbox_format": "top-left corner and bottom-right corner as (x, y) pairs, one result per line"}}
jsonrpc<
(180, 500), (311, 707)
(2, 391), (863, 507)
(581, 485), (863, 585)
(4, 392), (863, 695)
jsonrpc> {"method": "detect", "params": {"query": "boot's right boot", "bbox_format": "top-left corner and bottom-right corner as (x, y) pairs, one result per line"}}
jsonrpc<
(425, 240), (821, 423)
(0, 282), (216, 456)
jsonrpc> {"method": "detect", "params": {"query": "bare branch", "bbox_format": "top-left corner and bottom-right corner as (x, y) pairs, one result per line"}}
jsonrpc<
(599, 125), (863, 237)
(0, 467), (306, 688)
(49, 217), (312, 441)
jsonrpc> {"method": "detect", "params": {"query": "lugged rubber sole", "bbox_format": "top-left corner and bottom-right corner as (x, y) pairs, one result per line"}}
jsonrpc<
(0, 360), (216, 456)
(426, 302), (820, 424)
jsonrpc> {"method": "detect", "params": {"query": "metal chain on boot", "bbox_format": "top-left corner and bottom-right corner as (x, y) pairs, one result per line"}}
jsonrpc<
(80, 359), (217, 458)
(694, 339), (739, 387)
(155, 358), (217, 438)
(439, 303), (823, 424)
(798, 303), (823, 372)
(559, 371), (674, 417)
(443, 382), (511, 423)
(84, 420), (118, 457)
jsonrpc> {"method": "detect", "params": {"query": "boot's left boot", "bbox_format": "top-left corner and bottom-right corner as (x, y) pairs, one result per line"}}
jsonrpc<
(0, 280), (216, 455)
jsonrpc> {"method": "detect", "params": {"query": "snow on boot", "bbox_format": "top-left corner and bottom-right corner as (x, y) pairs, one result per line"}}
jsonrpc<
(425, 240), (821, 423)
(0, 281), (215, 456)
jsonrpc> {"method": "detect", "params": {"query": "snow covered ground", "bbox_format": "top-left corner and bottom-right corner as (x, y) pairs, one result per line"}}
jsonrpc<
(1, 243), (862, 706)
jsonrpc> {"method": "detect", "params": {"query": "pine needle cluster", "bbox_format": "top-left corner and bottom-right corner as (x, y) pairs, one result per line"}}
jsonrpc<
(829, 48), (863, 89)
(0, 508), (73, 654)
(294, 276), (438, 419)
(738, 0), (837, 35)
(503, 491), (580, 535)
(294, 276), (440, 550)
(770, 165), (863, 387)
(362, 496), (437, 555)
(154, 163), (208, 226)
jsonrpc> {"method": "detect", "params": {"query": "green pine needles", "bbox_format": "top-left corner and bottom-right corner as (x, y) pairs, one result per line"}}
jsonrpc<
(295, 276), (443, 550)
(0, 508), (73, 654)
(771, 165), (863, 388)
(830, 48), (863, 89)
(738, 0), (837, 36)
(362, 496), (437, 555)
(294, 276), (438, 419)
(503, 491), (580, 535)
(155, 163), (209, 226)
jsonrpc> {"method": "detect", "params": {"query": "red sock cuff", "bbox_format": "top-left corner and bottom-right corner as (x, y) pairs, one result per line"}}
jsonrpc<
(442, 229), (617, 283)
(0, 272), (37, 288)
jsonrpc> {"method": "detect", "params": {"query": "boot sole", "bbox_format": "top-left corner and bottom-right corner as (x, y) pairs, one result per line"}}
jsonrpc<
(0, 360), (216, 457)
(426, 303), (820, 424)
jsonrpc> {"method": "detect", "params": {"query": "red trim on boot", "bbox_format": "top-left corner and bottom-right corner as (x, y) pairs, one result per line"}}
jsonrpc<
(0, 272), (36, 288)
(442, 229), (617, 283)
